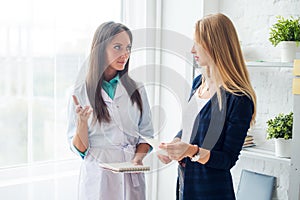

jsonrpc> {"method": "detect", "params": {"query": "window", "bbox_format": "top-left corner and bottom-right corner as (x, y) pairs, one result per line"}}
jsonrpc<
(0, 0), (121, 167)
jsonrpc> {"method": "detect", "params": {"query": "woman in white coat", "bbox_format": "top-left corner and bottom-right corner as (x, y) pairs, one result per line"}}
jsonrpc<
(67, 22), (153, 200)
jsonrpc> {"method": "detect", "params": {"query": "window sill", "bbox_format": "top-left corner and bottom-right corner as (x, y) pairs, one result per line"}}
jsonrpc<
(0, 158), (81, 188)
(241, 146), (291, 165)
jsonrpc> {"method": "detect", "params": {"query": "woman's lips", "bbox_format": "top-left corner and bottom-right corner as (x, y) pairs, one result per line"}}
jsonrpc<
(117, 61), (126, 65)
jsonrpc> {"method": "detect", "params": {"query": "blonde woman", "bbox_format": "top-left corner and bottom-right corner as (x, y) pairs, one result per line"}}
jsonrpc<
(159, 13), (256, 200)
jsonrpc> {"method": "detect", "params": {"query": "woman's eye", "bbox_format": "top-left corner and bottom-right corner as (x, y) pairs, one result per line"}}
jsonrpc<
(126, 45), (132, 52)
(114, 45), (121, 50)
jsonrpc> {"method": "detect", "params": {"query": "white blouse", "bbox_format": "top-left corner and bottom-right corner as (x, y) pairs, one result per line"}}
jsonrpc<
(181, 87), (209, 143)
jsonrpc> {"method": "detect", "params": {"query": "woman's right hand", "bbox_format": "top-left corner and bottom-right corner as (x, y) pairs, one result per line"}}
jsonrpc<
(157, 154), (172, 164)
(157, 137), (181, 164)
(72, 95), (93, 122)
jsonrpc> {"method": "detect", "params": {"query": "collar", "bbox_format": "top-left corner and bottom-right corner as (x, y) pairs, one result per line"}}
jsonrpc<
(102, 74), (120, 99)
(103, 73), (120, 86)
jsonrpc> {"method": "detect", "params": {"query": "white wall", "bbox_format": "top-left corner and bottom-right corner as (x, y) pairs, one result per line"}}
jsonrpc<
(247, 64), (293, 145)
(217, 1), (299, 199)
(156, 1), (299, 199)
(232, 155), (291, 200)
(219, 0), (300, 61)
(232, 63), (293, 200)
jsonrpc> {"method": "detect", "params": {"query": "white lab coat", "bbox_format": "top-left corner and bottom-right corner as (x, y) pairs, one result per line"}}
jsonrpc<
(67, 81), (153, 200)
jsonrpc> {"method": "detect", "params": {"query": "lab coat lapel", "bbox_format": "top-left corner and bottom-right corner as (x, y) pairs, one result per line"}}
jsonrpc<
(101, 89), (113, 103)
(101, 82), (125, 102)
(113, 82), (141, 137)
(114, 82), (125, 100)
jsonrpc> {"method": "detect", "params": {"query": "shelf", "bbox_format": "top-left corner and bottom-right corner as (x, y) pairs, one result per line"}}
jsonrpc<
(246, 61), (293, 68)
(241, 146), (291, 165)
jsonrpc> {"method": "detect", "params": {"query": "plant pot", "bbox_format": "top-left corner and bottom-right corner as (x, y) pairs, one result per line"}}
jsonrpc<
(280, 41), (297, 62)
(274, 138), (291, 158)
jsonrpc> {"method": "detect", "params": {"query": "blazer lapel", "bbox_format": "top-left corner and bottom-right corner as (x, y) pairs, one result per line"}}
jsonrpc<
(188, 76), (202, 101)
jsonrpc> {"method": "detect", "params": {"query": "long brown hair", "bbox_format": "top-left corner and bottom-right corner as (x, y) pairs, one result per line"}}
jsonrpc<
(86, 22), (143, 125)
(195, 13), (256, 126)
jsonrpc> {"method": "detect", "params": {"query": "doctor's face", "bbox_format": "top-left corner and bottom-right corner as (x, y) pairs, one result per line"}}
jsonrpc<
(106, 31), (132, 72)
(191, 42), (211, 67)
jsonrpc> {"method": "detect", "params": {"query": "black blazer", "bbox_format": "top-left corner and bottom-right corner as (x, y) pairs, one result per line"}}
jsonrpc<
(176, 74), (254, 200)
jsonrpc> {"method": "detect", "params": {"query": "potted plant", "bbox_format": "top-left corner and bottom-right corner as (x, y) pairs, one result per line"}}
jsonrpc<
(269, 16), (300, 62)
(266, 112), (293, 158)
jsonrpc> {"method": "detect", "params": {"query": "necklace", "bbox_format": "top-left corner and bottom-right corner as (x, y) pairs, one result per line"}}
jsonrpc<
(198, 82), (209, 98)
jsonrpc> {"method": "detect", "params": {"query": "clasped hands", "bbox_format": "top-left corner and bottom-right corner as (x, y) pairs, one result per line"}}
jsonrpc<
(158, 138), (197, 164)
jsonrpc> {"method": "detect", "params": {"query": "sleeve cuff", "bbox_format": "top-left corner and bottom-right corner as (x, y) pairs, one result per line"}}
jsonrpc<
(70, 138), (89, 159)
(137, 137), (153, 153)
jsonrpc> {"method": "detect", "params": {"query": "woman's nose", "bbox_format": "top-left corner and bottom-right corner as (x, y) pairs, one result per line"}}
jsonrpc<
(191, 45), (196, 54)
(120, 51), (129, 59)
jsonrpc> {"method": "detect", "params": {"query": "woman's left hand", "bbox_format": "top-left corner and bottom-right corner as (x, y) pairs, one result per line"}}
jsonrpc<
(159, 141), (191, 161)
(132, 154), (144, 165)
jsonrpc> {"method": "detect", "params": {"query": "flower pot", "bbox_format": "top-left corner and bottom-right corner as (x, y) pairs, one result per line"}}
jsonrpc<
(274, 138), (291, 158)
(280, 41), (297, 62)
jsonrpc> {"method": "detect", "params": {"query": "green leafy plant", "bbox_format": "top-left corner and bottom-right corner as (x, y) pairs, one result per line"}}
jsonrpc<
(266, 112), (293, 140)
(269, 16), (300, 47)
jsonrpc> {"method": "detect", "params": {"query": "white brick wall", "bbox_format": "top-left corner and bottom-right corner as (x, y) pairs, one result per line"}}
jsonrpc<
(217, 2), (298, 198)
(232, 156), (290, 200)
(219, 0), (300, 61)
(248, 65), (293, 141)
(231, 63), (293, 200)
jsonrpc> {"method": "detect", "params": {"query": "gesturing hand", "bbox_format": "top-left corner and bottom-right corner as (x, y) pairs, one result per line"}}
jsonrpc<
(72, 95), (93, 122)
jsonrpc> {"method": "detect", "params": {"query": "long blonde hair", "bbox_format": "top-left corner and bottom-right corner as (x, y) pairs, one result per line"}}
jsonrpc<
(195, 13), (256, 126)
